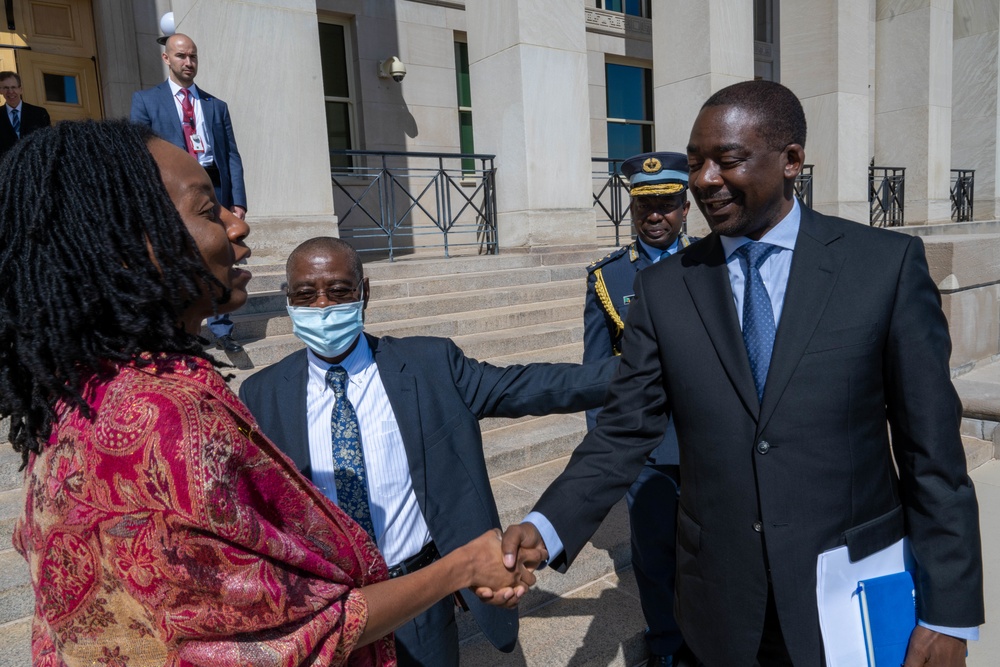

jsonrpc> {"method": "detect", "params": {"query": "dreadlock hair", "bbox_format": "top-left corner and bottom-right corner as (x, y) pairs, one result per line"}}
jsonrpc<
(702, 80), (807, 151)
(0, 119), (225, 466)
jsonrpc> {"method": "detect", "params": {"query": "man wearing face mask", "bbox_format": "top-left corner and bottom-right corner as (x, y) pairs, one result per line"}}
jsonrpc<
(238, 236), (617, 667)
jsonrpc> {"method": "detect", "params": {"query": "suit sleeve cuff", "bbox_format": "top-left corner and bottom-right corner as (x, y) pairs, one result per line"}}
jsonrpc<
(917, 621), (979, 641)
(523, 511), (564, 569)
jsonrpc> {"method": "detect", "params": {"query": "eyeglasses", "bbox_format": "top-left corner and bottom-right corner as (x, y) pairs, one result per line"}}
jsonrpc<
(0, 86), (20, 91)
(286, 285), (361, 306)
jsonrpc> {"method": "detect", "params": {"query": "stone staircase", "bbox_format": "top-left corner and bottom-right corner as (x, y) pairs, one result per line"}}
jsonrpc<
(0, 246), (651, 667)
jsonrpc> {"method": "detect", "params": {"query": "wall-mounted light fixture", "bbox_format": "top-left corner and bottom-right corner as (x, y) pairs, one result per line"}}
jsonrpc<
(378, 56), (406, 83)
(156, 12), (175, 45)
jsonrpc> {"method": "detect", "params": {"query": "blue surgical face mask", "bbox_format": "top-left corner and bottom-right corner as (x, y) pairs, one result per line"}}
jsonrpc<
(287, 296), (365, 359)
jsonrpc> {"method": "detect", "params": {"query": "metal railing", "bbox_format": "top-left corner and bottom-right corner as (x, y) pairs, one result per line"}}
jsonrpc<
(330, 150), (498, 261)
(794, 165), (814, 209)
(869, 166), (905, 227)
(592, 157), (630, 246)
(951, 169), (975, 222)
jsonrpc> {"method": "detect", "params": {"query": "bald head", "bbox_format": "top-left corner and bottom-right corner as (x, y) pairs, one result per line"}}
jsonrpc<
(162, 33), (198, 87)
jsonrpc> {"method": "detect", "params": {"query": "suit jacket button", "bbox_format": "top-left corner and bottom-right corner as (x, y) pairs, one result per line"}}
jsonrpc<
(753, 521), (763, 532)
(756, 440), (770, 454)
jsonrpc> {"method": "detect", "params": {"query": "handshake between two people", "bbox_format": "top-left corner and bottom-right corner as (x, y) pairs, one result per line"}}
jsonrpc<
(460, 523), (546, 607)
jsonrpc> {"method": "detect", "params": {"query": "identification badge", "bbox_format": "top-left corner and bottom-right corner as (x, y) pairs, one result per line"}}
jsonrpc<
(189, 133), (206, 153)
(623, 295), (634, 305)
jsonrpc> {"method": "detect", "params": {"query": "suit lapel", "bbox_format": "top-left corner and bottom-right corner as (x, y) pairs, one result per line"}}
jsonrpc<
(370, 336), (428, 511)
(683, 235), (760, 417)
(757, 210), (845, 433)
(282, 351), (313, 479)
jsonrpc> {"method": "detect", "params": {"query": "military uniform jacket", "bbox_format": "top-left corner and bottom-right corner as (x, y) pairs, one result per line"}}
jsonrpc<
(582, 234), (697, 464)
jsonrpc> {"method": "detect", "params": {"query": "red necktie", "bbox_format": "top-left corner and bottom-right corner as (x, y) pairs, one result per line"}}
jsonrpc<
(179, 89), (197, 157)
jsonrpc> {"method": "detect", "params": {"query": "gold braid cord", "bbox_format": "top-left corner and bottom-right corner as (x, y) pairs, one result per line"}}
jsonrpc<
(593, 268), (624, 355)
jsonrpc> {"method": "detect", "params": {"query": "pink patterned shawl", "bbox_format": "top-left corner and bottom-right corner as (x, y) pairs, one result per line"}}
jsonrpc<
(13, 353), (395, 667)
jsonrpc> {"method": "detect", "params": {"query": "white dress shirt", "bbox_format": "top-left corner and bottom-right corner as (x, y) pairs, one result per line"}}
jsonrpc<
(305, 337), (431, 566)
(166, 79), (214, 167)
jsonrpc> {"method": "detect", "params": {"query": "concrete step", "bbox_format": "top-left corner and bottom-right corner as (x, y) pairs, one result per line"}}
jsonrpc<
(372, 264), (584, 301)
(0, 488), (21, 549)
(459, 568), (646, 667)
(365, 298), (583, 340)
(0, 617), (29, 667)
(0, 549), (32, 627)
(482, 414), (588, 478)
(209, 279), (585, 342)
(0, 446), (22, 495)
(233, 318), (583, 369)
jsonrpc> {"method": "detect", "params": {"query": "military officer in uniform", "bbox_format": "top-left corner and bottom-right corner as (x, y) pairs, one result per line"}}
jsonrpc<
(583, 151), (696, 666)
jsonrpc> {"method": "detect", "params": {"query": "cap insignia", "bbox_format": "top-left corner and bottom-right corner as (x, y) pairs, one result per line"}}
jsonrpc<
(642, 157), (661, 173)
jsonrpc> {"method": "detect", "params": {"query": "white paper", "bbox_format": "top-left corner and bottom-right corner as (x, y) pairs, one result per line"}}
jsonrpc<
(816, 537), (914, 667)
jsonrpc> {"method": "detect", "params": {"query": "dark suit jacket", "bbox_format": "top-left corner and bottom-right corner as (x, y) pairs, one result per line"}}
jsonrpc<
(534, 207), (984, 665)
(239, 334), (616, 653)
(130, 81), (246, 209)
(0, 102), (51, 158)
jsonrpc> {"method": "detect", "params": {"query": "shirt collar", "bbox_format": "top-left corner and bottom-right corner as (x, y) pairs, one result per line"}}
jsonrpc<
(7, 101), (22, 113)
(719, 197), (801, 259)
(306, 333), (374, 386)
(636, 235), (682, 262)
(167, 79), (200, 99)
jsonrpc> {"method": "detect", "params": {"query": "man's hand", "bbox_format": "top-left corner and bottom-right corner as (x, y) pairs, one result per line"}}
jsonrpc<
(475, 522), (548, 602)
(232, 205), (246, 220)
(903, 626), (967, 666)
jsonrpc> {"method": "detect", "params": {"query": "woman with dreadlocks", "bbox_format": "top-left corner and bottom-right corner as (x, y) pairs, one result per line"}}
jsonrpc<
(0, 120), (532, 667)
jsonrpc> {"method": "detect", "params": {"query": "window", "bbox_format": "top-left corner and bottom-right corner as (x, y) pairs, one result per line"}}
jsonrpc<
(318, 20), (356, 169)
(605, 63), (653, 160)
(454, 40), (475, 173)
(597, 0), (651, 19)
(753, 0), (779, 82)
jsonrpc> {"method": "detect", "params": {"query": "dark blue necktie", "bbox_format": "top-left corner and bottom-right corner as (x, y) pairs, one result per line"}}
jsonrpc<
(736, 242), (780, 402)
(326, 366), (376, 540)
(11, 108), (19, 138)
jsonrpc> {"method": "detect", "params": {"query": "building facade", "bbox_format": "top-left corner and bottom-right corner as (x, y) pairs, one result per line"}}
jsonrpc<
(2, 0), (998, 251)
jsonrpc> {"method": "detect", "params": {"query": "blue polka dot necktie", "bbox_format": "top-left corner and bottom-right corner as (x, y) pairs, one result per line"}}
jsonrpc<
(326, 366), (376, 540)
(11, 108), (19, 138)
(736, 242), (780, 402)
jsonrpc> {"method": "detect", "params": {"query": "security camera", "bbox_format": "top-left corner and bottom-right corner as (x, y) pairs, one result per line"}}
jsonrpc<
(378, 57), (406, 83)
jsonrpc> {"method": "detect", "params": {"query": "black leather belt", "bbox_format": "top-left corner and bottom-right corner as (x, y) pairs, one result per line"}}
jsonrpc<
(203, 162), (221, 187)
(388, 541), (439, 579)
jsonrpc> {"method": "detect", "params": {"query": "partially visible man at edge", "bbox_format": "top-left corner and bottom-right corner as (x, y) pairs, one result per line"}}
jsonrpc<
(495, 80), (984, 667)
(0, 71), (50, 159)
(239, 237), (618, 667)
(131, 33), (247, 353)
(583, 151), (696, 666)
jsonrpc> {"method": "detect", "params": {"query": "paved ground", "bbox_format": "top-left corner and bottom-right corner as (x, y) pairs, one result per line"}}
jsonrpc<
(969, 460), (1000, 666)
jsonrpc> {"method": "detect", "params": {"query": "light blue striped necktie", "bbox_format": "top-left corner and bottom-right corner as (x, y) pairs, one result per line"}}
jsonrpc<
(11, 108), (19, 138)
(736, 242), (780, 401)
(326, 365), (376, 540)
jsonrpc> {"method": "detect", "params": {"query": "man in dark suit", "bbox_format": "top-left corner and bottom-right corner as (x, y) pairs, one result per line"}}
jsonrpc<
(131, 33), (246, 352)
(0, 71), (50, 159)
(583, 151), (696, 666)
(500, 81), (983, 666)
(239, 237), (615, 667)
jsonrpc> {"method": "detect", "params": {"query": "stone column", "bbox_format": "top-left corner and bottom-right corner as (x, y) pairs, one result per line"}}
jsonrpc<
(781, 0), (871, 223)
(952, 0), (1000, 221)
(465, 0), (594, 248)
(651, 0), (754, 236)
(875, 0), (954, 224)
(171, 0), (335, 240)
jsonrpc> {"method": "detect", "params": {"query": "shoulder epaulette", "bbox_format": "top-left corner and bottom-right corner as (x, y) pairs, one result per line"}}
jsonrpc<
(587, 245), (629, 273)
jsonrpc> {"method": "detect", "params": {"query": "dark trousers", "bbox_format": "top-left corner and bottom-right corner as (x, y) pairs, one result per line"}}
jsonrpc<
(626, 462), (684, 656)
(393, 595), (459, 667)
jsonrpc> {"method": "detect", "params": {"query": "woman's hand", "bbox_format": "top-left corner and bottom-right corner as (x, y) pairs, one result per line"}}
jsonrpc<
(457, 530), (539, 607)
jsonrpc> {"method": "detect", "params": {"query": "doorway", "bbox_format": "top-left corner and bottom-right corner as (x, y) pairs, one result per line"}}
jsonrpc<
(0, 0), (102, 121)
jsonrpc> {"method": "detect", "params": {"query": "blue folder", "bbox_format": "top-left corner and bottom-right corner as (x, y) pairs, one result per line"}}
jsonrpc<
(857, 570), (917, 667)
